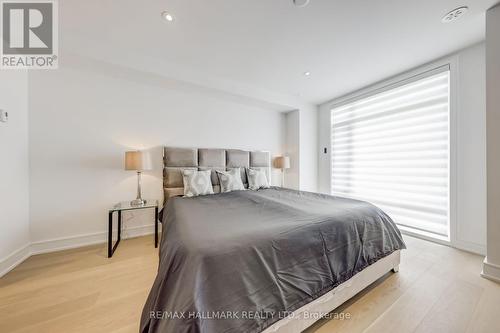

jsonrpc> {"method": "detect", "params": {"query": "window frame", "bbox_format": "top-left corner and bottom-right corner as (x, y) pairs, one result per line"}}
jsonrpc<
(325, 57), (458, 246)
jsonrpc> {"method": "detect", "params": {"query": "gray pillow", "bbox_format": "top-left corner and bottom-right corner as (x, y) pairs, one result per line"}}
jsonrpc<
(216, 168), (245, 193)
(182, 169), (214, 197)
(246, 168), (270, 190)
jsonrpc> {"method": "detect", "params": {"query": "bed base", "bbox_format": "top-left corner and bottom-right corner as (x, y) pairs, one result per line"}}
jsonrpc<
(262, 250), (401, 333)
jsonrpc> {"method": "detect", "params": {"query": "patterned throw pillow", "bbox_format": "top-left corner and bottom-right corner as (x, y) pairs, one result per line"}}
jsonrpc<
(182, 169), (214, 197)
(246, 168), (270, 190)
(216, 168), (245, 193)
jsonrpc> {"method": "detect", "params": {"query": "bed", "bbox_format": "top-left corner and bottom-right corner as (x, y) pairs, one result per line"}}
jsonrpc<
(140, 147), (406, 333)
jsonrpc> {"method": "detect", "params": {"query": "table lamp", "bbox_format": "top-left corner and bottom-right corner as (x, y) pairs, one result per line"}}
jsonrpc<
(275, 156), (290, 187)
(125, 150), (152, 206)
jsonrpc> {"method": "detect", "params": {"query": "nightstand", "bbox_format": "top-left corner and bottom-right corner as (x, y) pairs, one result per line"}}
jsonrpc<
(108, 199), (159, 258)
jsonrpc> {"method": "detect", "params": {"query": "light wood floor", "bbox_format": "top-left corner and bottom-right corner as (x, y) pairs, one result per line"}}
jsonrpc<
(1, 235), (499, 333)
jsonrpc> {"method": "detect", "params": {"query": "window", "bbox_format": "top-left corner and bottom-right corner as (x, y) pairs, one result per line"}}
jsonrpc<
(330, 68), (450, 238)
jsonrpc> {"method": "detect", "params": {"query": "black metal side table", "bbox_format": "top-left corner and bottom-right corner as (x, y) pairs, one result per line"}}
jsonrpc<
(108, 199), (159, 258)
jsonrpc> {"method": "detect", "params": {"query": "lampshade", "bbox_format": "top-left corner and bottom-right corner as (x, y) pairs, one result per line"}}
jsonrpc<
(275, 156), (290, 169)
(124, 151), (152, 171)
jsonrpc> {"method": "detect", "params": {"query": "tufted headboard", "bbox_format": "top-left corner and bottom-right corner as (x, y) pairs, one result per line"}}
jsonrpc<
(163, 147), (271, 201)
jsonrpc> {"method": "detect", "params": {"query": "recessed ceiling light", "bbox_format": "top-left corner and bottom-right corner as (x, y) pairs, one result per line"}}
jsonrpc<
(442, 6), (468, 23)
(161, 11), (174, 22)
(303, 71), (311, 76)
(293, 0), (310, 8)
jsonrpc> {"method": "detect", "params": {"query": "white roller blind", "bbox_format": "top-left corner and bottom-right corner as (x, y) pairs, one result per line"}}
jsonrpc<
(331, 69), (450, 237)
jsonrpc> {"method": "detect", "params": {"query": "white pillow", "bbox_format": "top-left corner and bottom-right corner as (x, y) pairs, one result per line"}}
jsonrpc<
(182, 169), (214, 197)
(246, 168), (270, 190)
(216, 168), (245, 193)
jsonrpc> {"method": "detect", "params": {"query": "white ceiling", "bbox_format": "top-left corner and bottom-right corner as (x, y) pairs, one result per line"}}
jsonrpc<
(60, 0), (499, 107)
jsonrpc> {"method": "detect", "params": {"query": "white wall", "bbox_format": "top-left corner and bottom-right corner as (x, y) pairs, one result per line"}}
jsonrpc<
(483, 4), (500, 282)
(0, 71), (31, 276)
(317, 105), (331, 194)
(284, 110), (300, 189)
(455, 43), (487, 255)
(317, 43), (487, 255)
(27, 58), (286, 247)
(298, 106), (319, 192)
(283, 107), (319, 192)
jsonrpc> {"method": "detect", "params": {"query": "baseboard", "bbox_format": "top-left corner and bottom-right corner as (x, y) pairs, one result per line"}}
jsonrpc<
(30, 224), (158, 255)
(400, 227), (486, 256)
(0, 244), (31, 278)
(399, 227), (450, 246)
(454, 239), (486, 256)
(0, 224), (160, 278)
(481, 257), (500, 283)
(30, 231), (109, 255)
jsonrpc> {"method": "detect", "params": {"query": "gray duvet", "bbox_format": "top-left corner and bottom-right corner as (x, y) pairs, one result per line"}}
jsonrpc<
(140, 187), (405, 333)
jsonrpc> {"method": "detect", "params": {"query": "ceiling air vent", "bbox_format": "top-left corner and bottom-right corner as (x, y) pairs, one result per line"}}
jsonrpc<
(442, 6), (468, 23)
(293, 0), (310, 8)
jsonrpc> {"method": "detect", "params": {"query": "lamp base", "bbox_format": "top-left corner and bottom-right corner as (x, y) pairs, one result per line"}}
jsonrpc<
(130, 198), (145, 206)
